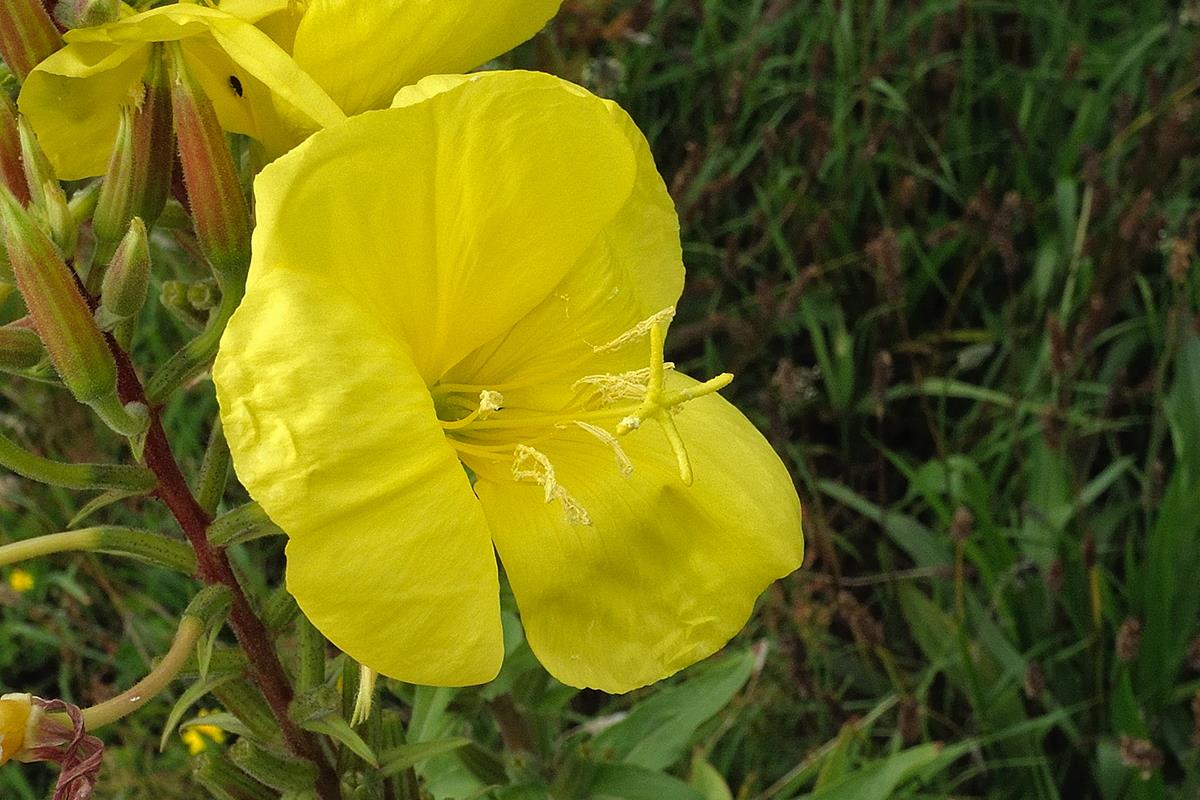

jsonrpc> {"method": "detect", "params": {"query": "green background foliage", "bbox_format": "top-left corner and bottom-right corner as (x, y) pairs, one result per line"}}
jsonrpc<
(3, 0), (1200, 797)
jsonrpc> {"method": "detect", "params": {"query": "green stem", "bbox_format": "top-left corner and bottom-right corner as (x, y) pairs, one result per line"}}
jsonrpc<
(0, 527), (197, 574)
(145, 288), (241, 405)
(79, 615), (202, 730)
(0, 429), (155, 491)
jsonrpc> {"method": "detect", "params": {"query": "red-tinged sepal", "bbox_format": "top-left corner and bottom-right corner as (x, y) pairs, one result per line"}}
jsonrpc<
(0, 91), (29, 205)
(8, 696), (105, 800)
(132, 48), (173, 228)
(0, 185), (147, 441)
(0, 0), (61, 82)
(166, 43), (249, 292)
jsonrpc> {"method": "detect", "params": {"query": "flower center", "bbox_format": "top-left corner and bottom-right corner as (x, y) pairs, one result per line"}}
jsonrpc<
(430, 310), (733, 523)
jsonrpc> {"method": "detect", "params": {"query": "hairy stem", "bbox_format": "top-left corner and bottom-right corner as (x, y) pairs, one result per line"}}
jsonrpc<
(110, 345), (341, 799)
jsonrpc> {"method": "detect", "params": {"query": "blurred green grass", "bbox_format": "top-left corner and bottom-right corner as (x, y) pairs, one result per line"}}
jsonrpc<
(3, 0), (1200, 797)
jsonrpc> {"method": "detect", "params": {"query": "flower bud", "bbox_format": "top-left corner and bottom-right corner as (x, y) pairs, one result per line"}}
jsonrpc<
(0, 693), (33, 766)
(0, 185), (146, 437)
(0, 92), (29, 205)
(0, 185), (112, 401)
(229, 739), (319, 792)
(132, 48), (174, 228)
(92, 106), (136, 248)
(160, 279), (205, 331)
(0, 322), (45, 369)
(17, 116), (75, 256)
(94, 51), (173, 252)
(54, 0), (119, 29)
(166, 44), (250, 289)
(0, 0), (61, 82)
(96, 217), (150, 330)
(186, 278), (218, 311)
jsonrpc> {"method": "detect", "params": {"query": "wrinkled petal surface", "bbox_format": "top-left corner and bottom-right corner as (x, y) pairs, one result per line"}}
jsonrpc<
(292, 0), (563, 115)
(475, 375), (805, 693)
(215, 269), (503, 685)
(17, 42), (149, 180)
(249, 71), (636, 383)
(440, 76), (684, 404)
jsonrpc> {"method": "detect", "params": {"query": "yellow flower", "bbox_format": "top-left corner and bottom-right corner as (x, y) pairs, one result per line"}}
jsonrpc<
(7, 568), (34, 594)
(181, 709), (226, 755)
(17, 3), (344, 180)
(213, 71), (804, 694)
(219, 0), (565, 116)
(0, 694), (32, 766)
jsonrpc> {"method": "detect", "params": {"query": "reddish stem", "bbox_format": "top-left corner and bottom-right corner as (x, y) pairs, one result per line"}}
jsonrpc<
(110, 349), (341, 799)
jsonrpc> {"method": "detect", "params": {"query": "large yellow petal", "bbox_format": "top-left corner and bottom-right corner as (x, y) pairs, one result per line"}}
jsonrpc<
(214, 268), (503, 686)
(248, 71), (637, 383)
(17, 42), (149, 180)
(440, 79), (684, 406)
(291, 0), (563, 115)
(474, 376), (805, 693)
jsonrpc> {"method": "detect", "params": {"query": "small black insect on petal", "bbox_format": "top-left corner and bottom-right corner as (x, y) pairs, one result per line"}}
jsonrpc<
(229, 75), (244, 98)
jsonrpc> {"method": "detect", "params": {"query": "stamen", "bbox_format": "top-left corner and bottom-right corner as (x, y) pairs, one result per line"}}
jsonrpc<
(572, 363), (674, 406)
(512, 445), (592, 526)
(440, 390), (504, 431)
(592, 307), (675, 353)
(567, 421), (633, 478)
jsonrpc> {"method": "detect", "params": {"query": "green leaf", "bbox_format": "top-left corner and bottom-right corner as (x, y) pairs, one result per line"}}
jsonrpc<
(378, 738), (471, 779)
(589, 764), (706, 800)
(594, 649), (754, 770)
(794, 743), (951, 800)
(689, 756), (733, 800)
(160, 671), (239, 751)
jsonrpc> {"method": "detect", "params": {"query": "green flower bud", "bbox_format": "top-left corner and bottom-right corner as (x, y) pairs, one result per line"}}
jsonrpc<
(0, 0), (61, 82)
(166, 43), (250, 289)
(96, 217), (150, 330)
(0, 323), (44, 370)
(160, 279), (205, 331)
(193, 751), (274, 800)
(0, 186), (146, 438)
(92, 106), (136, 248)
(229, 740), (319, 793)
(186, 278), (218, 311)
(0, 185), (113, 402)
(53, 0), (119, 28)
(17, 118), (75, 256)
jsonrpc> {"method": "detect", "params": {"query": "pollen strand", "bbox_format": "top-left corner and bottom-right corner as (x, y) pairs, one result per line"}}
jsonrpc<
(512, 445), (592, 526)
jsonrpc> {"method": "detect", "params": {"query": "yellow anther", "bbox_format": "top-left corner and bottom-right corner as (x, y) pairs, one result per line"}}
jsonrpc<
(512, 445), (592, 526)
(592, 307), (675, 353)
(568, 421), (633, 478)
(440, 390), (504, 431)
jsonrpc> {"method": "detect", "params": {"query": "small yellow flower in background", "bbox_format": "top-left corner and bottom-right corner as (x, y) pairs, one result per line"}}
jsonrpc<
(7, 568), (34, 594)
(180, 709), (226, 755)
(219, 0), (565, 116)
(16, 3), (343, 181)
(214, 71), (804, 694)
